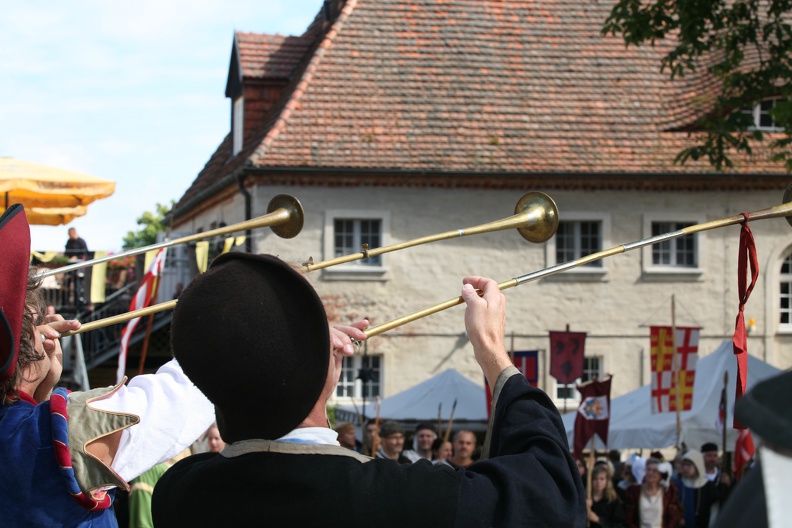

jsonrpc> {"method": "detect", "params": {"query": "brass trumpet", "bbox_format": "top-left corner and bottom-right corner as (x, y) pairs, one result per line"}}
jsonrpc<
(301, 191), (558, 271)
(37, 195), (304, 279)
(362, 196), (792, 338)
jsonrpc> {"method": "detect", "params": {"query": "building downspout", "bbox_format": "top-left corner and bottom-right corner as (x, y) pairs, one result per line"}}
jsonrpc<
(236, 172), (252, 253)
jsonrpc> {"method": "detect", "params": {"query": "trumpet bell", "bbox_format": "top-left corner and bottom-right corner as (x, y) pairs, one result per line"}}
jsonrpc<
(514, 191), (559, 243)
(783, 184), (792, 227)
(268, 194), (304, 239)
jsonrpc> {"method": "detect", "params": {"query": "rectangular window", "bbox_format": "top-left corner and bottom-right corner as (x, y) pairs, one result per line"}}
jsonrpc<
(651, 222), (697, 267)
(336, 355), (382, 400)
(742, 98), (786, 132)
(556, 221), (602, 267)
(334, 219), (382, 266)
(232, 96), (244, 155)
(781, 254), (792, 325)
(556, 356), (602, 400)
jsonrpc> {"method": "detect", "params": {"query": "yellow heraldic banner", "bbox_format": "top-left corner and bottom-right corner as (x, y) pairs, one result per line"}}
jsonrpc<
(650, 326), (700, 413)
(195, 241), (209, 273)
(90, 251), (109, 303)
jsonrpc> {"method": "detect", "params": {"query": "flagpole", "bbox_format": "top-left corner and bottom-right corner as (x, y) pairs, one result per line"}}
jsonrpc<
(370, 396), (381, 457)
(672, 295), (682, 448)
(721, 370), (731, 480)
(437, 402), (443, 441)
(443, 399), (458, 444)
(587, 435), (595, 527)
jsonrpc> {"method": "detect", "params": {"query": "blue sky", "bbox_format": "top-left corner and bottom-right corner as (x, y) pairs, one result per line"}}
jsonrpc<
(1, 0), (322, 251)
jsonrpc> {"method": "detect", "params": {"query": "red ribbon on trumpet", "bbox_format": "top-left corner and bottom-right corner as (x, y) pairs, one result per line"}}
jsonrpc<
(732, 213), (758, 429)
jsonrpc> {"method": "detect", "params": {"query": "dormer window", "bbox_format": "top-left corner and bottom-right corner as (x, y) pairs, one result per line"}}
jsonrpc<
(232, 96), (244, 155)
(742, 97), (785, 132)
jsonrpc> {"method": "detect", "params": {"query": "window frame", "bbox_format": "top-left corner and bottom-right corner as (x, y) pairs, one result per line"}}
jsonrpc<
(333, 354), (383, 403)
(742, 97), (786, 132)
(232, 96), (244, 156)
(544, 212), (610, 281)
(641, 214), (705, 278)
(554, 356), (603, 403)
(322, 209), (390, 280)
(779, 251), (792, 331)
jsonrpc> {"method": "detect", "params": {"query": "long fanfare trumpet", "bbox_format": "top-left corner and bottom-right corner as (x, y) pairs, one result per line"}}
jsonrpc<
(61, 191), (792, 338)
(61, 192), (558, 336)
(362, 195), (792, 338)
(301, 191), (559, 271)
(36, 195), (304, 279)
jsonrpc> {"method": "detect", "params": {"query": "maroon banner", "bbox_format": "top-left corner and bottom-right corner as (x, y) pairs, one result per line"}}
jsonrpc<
(573, 376), (611, 461)
(485, 350), (539, 419)
(549, 330), (586, 384)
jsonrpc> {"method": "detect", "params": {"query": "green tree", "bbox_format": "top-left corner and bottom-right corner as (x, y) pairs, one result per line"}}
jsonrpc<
(603, 0), (792, 171)
(122, 201), (174, 249)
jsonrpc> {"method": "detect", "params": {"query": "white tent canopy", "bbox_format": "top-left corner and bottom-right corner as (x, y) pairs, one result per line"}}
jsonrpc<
(335, 369), (488, 431)
(561, 340), (784, 450)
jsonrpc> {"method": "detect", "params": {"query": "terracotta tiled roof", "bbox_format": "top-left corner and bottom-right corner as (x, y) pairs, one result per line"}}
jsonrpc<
(174, 0), (787, 218)
(236, 32), (314, 80)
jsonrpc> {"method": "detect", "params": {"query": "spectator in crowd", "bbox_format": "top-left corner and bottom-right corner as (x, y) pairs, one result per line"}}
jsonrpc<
(701, 442), (733, 500)
(587, 464), (626, 528)
(448, 430), (477, 469)
(64, 227), (89, 305)
(376, 420), (411, 463)
(674, 449), (720, 528)
(623, 457), (682, 528)
(616, 455), (638, 500)
(206, 423), (226, 453)
(361, 418), (379, 456)
(64, 227), (89, 260)
(334, 422), (360, 451)
(402, 422), (437, 462)
(431, 437), (453, 466)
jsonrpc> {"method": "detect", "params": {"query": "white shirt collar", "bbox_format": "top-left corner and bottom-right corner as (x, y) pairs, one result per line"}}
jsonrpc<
(278, 427), (339, 445)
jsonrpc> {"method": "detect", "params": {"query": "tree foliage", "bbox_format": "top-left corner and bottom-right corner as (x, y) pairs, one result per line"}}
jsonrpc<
(603, 0), (792, 171)
(122, 201), (174, 249)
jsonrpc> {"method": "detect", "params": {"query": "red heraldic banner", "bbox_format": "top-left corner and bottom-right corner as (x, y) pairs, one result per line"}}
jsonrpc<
(650, 326), (700, 414)
(573, 376), (611, 460)
(549, 330), (586, 384)
(485, 350), (538, 419)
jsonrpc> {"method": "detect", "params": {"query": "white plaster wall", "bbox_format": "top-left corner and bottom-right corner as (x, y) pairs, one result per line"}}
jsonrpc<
(181, 184), (792, 406)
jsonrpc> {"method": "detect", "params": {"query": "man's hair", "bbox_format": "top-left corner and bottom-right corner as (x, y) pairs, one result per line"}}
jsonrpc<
(335, 422), (356, 435)
(453, 429), (476, 444)
(1, 268), (45, 405)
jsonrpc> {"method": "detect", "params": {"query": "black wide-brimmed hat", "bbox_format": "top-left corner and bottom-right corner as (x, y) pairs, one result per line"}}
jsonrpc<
(735, 370), (792, 450)
(171, 252), (330, 443)
(0, 204), (31, 382)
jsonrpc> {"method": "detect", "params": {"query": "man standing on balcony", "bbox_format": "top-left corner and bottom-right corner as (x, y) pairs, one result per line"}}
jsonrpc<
(64, 227), (89, 306)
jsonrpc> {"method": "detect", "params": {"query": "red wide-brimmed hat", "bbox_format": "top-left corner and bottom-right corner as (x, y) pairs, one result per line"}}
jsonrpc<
(0, 204), (31, 382)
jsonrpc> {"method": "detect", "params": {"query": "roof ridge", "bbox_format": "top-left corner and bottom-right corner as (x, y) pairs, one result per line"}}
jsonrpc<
(249, 0), (358, 165)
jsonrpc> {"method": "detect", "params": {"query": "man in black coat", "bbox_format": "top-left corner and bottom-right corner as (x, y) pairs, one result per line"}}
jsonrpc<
(152, 253), (586, 527)
(713, 370), (792, 528)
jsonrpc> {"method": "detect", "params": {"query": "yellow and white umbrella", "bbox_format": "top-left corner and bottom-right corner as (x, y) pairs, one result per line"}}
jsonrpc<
(0, 157), (115, 224)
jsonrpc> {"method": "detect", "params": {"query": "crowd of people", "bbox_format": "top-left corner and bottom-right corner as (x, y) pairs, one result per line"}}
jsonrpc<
(1, 203), (789, 527)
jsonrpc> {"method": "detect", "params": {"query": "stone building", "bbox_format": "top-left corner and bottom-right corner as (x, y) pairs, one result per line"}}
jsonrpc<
(168, 0), (791, 413)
